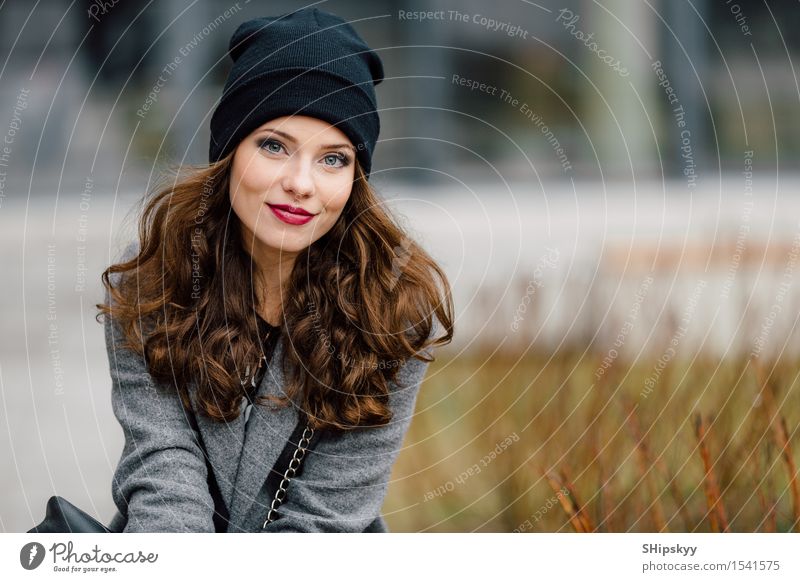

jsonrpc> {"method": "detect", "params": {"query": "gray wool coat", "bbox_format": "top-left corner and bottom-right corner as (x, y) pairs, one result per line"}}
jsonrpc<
(104, 244), (430, 533)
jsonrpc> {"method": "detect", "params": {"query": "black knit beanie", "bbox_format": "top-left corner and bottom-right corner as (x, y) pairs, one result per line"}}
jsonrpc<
(209, 7), (384, 179)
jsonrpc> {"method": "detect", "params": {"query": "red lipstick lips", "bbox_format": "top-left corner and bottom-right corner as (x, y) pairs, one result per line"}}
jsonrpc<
(267, 203), (317, 225)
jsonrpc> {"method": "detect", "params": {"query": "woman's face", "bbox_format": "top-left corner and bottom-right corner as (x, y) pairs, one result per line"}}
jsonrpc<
(229, 115), (356, 264)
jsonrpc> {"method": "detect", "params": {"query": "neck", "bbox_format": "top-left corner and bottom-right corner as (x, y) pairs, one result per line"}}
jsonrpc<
(241, 230), (297, 325)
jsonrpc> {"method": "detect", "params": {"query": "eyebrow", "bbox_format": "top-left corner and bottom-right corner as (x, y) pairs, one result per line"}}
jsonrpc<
(255, 128), (356, 153)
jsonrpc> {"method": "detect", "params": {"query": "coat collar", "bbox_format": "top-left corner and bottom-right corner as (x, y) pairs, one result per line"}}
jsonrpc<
(228, 334), (300, 529)
(189, 333), (298, 525)
(189, 382), (245, 515)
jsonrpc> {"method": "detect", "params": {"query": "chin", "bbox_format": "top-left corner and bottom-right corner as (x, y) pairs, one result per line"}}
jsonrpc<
(255, 232), (310, 254)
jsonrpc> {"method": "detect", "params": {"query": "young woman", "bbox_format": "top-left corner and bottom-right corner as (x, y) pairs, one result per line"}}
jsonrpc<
(96, 8), (453, 532)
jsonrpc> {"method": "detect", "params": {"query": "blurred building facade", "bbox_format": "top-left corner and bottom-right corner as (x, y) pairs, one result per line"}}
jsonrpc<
(0, 0), (797, 194)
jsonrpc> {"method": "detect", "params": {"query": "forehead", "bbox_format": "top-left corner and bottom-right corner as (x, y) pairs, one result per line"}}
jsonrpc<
(251, 115), (351, 144)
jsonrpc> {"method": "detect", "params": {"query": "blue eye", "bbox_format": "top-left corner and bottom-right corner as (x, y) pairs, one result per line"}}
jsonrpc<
(323, 153), (350, 168)
(257, 138), (351, 168)
(258, 139), (284, 154)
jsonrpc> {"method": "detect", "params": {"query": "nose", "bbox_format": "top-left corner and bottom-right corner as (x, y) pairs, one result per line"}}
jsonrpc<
(280, 153), (314, 200)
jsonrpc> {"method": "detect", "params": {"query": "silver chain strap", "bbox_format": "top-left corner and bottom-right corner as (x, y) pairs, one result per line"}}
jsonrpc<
(262, 423), (314, 528)
(242, 325), (315, 529)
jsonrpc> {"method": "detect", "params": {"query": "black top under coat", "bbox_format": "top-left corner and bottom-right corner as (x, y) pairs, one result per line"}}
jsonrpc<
(243, 314), (281, 402)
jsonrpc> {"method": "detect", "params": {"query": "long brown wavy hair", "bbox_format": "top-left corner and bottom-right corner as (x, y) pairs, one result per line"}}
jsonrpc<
(96, 153), (454, 433)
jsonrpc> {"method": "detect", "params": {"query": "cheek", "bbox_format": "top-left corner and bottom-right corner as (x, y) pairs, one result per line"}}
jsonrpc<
(309, 190), (350, 237)
(322, 184), (352, 213)
(232, 155), (274, 198)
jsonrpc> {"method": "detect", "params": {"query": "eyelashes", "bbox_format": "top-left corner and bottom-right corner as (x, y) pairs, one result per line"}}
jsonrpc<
(258, 138), (283, 155)
(256, 138), (352, 168)
(323, 151), (352, 168)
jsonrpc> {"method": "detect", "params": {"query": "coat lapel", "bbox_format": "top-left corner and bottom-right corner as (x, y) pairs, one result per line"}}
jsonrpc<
(228, 334), (299, 529)
(189, 380), (246, 515)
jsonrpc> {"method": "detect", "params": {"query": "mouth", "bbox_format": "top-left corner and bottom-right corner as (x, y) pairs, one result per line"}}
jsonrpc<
(266, 203), (317, 226)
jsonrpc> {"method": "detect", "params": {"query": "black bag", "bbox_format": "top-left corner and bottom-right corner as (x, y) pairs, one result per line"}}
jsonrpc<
(28, 496), (112, 533)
